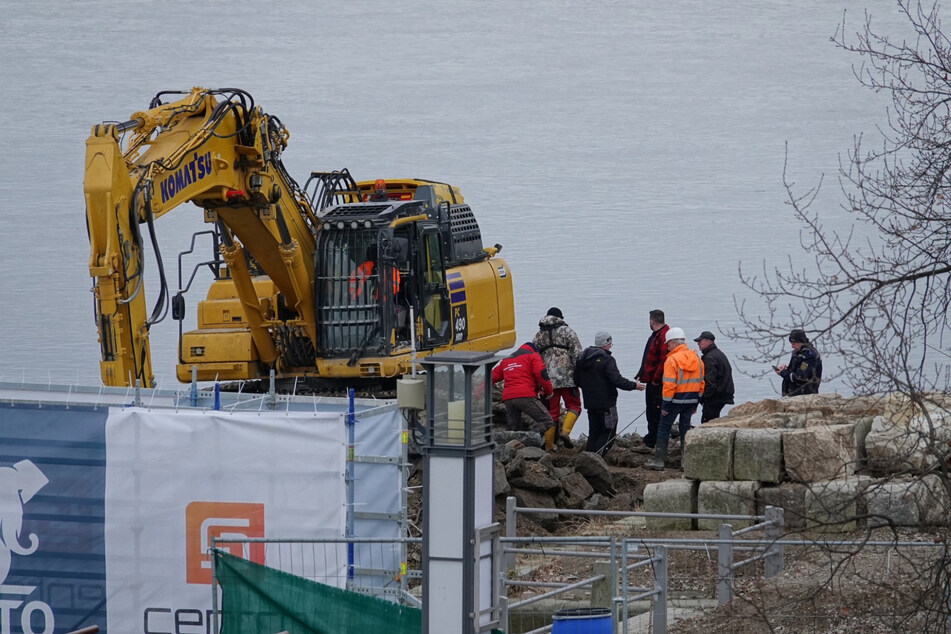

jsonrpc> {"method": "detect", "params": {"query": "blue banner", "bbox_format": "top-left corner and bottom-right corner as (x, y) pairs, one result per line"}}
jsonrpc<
(0, 404), (107, 634)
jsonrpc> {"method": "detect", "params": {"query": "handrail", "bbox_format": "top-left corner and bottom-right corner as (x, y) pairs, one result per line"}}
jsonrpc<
(506, 573), (607, 611)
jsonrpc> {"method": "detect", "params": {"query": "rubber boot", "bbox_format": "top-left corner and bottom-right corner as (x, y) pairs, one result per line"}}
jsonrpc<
(559, 410), (579, 449)
(644, 439), (668, 470)
(543, 426), (557, 451)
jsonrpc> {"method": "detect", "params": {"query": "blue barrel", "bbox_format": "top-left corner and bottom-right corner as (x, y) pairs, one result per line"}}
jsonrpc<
(551, 607), (612, 634)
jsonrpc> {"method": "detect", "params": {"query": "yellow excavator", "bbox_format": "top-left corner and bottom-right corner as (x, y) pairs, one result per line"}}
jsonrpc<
(84, 87), (515, 391)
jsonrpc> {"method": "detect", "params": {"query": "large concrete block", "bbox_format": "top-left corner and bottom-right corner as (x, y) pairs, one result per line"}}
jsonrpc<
(783, 424), (858, 483)
(835, 395), (888, 417)
(803, 476), (873, 533)
(865, 412), (951, 475)
(755, 483), (808, 530)
(706, 412), (807, 430)
(697, 480), (760, 530)
(805, 416), (875, 470)
(727, 399), (785, 418)
(733, 429), (784, 483)
(683, 427), (735, 481)
(881, 391), (951, 426)
(863, 479), (921, 528)
(781, 393), (845, 417)
(643, 479), (699, 531)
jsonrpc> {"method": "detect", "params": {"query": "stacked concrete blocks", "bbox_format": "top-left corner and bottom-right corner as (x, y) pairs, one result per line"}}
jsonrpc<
(643, 392), (951, 533)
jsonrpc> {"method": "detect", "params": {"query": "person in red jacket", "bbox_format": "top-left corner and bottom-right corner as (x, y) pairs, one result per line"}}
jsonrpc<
(491, 342), (555, 435)
(635, 309), (670, 449)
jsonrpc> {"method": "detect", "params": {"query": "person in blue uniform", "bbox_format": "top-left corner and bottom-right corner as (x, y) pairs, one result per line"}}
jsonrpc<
(775, 329), (822, 396)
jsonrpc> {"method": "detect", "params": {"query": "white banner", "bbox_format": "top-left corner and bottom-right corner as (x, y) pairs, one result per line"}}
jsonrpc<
(104, 408), (346, 634)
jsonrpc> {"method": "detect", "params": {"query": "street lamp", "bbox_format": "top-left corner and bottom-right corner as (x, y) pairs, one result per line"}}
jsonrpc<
(419, 350), (500, 634)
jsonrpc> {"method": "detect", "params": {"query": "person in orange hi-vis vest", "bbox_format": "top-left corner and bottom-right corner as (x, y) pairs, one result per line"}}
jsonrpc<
(645, 327), (704, 471)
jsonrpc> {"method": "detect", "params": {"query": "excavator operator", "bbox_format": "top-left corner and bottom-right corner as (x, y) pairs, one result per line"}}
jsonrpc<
(349, 245), (401, 302)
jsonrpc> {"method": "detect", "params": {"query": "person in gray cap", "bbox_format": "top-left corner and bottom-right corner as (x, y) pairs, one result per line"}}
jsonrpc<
(774, 329), (822, 396)
(694, 331), (735, 422)
(573, 331), (644, 456)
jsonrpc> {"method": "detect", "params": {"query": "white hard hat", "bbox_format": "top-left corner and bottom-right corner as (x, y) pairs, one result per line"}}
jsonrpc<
(665, 327), (685, 343)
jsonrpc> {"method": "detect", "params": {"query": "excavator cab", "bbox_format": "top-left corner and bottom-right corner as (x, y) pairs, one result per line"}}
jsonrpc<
(314, 199), (452, 365)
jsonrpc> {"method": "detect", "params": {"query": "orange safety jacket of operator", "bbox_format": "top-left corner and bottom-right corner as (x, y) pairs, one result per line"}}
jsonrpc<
(348, 261), (401, 299)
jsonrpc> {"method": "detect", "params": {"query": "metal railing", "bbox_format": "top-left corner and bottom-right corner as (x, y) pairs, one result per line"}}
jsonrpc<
(503, 496), (950, 632)
(717, 505), (784, 605)
(499, 536), (618, 634)
(503, 496), (786, 633)
(618, 543), (667, 633)
(209, 517), (949, 633)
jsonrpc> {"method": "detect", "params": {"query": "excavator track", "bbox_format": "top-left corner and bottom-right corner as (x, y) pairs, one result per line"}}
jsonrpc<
(217, 378), (398, 400)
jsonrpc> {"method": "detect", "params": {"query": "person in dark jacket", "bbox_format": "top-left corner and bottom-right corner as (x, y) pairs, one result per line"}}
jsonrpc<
(573, 331), (644, 456)
(775, 329), (822, 396)
(635, 309), (669, 449)
(693, 331), (735, 422)
(491, 342), (554, 434)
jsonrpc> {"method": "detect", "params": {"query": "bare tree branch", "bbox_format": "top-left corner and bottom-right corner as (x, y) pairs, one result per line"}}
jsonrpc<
(730, 0), (951, 398)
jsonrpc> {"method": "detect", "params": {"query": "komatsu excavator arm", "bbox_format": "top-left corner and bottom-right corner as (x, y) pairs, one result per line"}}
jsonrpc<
(84, 88), (321, 387)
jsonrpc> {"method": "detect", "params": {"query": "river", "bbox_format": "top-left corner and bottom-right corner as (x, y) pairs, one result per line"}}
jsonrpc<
(0, 0), (907, 435)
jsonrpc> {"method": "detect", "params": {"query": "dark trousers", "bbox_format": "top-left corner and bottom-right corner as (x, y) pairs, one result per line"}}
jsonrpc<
(658, 401), (695, 446)
(701, 401), (726, 423)
(643, 383), (663, 447)
(503, 397), (554, 434)
(585, 406), (619, 456)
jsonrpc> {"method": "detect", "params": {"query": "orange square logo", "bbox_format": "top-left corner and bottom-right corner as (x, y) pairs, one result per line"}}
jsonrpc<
(186, 501), (265, 584)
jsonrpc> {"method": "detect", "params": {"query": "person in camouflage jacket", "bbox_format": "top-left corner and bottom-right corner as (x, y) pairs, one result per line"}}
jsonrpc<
(533, 307), (583, 449)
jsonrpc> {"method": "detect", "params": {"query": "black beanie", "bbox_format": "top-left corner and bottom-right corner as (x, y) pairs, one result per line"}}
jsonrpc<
(789, 329), (809, 343)
(547, 307), (563, 318)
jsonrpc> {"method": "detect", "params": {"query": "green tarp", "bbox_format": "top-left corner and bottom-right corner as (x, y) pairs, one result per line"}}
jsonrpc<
(215, 550), (422, 634)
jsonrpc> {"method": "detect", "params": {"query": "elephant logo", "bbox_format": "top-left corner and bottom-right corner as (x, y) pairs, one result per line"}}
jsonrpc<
(0, 460), (49, 585)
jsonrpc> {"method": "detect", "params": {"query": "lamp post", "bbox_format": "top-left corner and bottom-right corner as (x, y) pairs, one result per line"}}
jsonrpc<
(419, 350), (500, 634)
